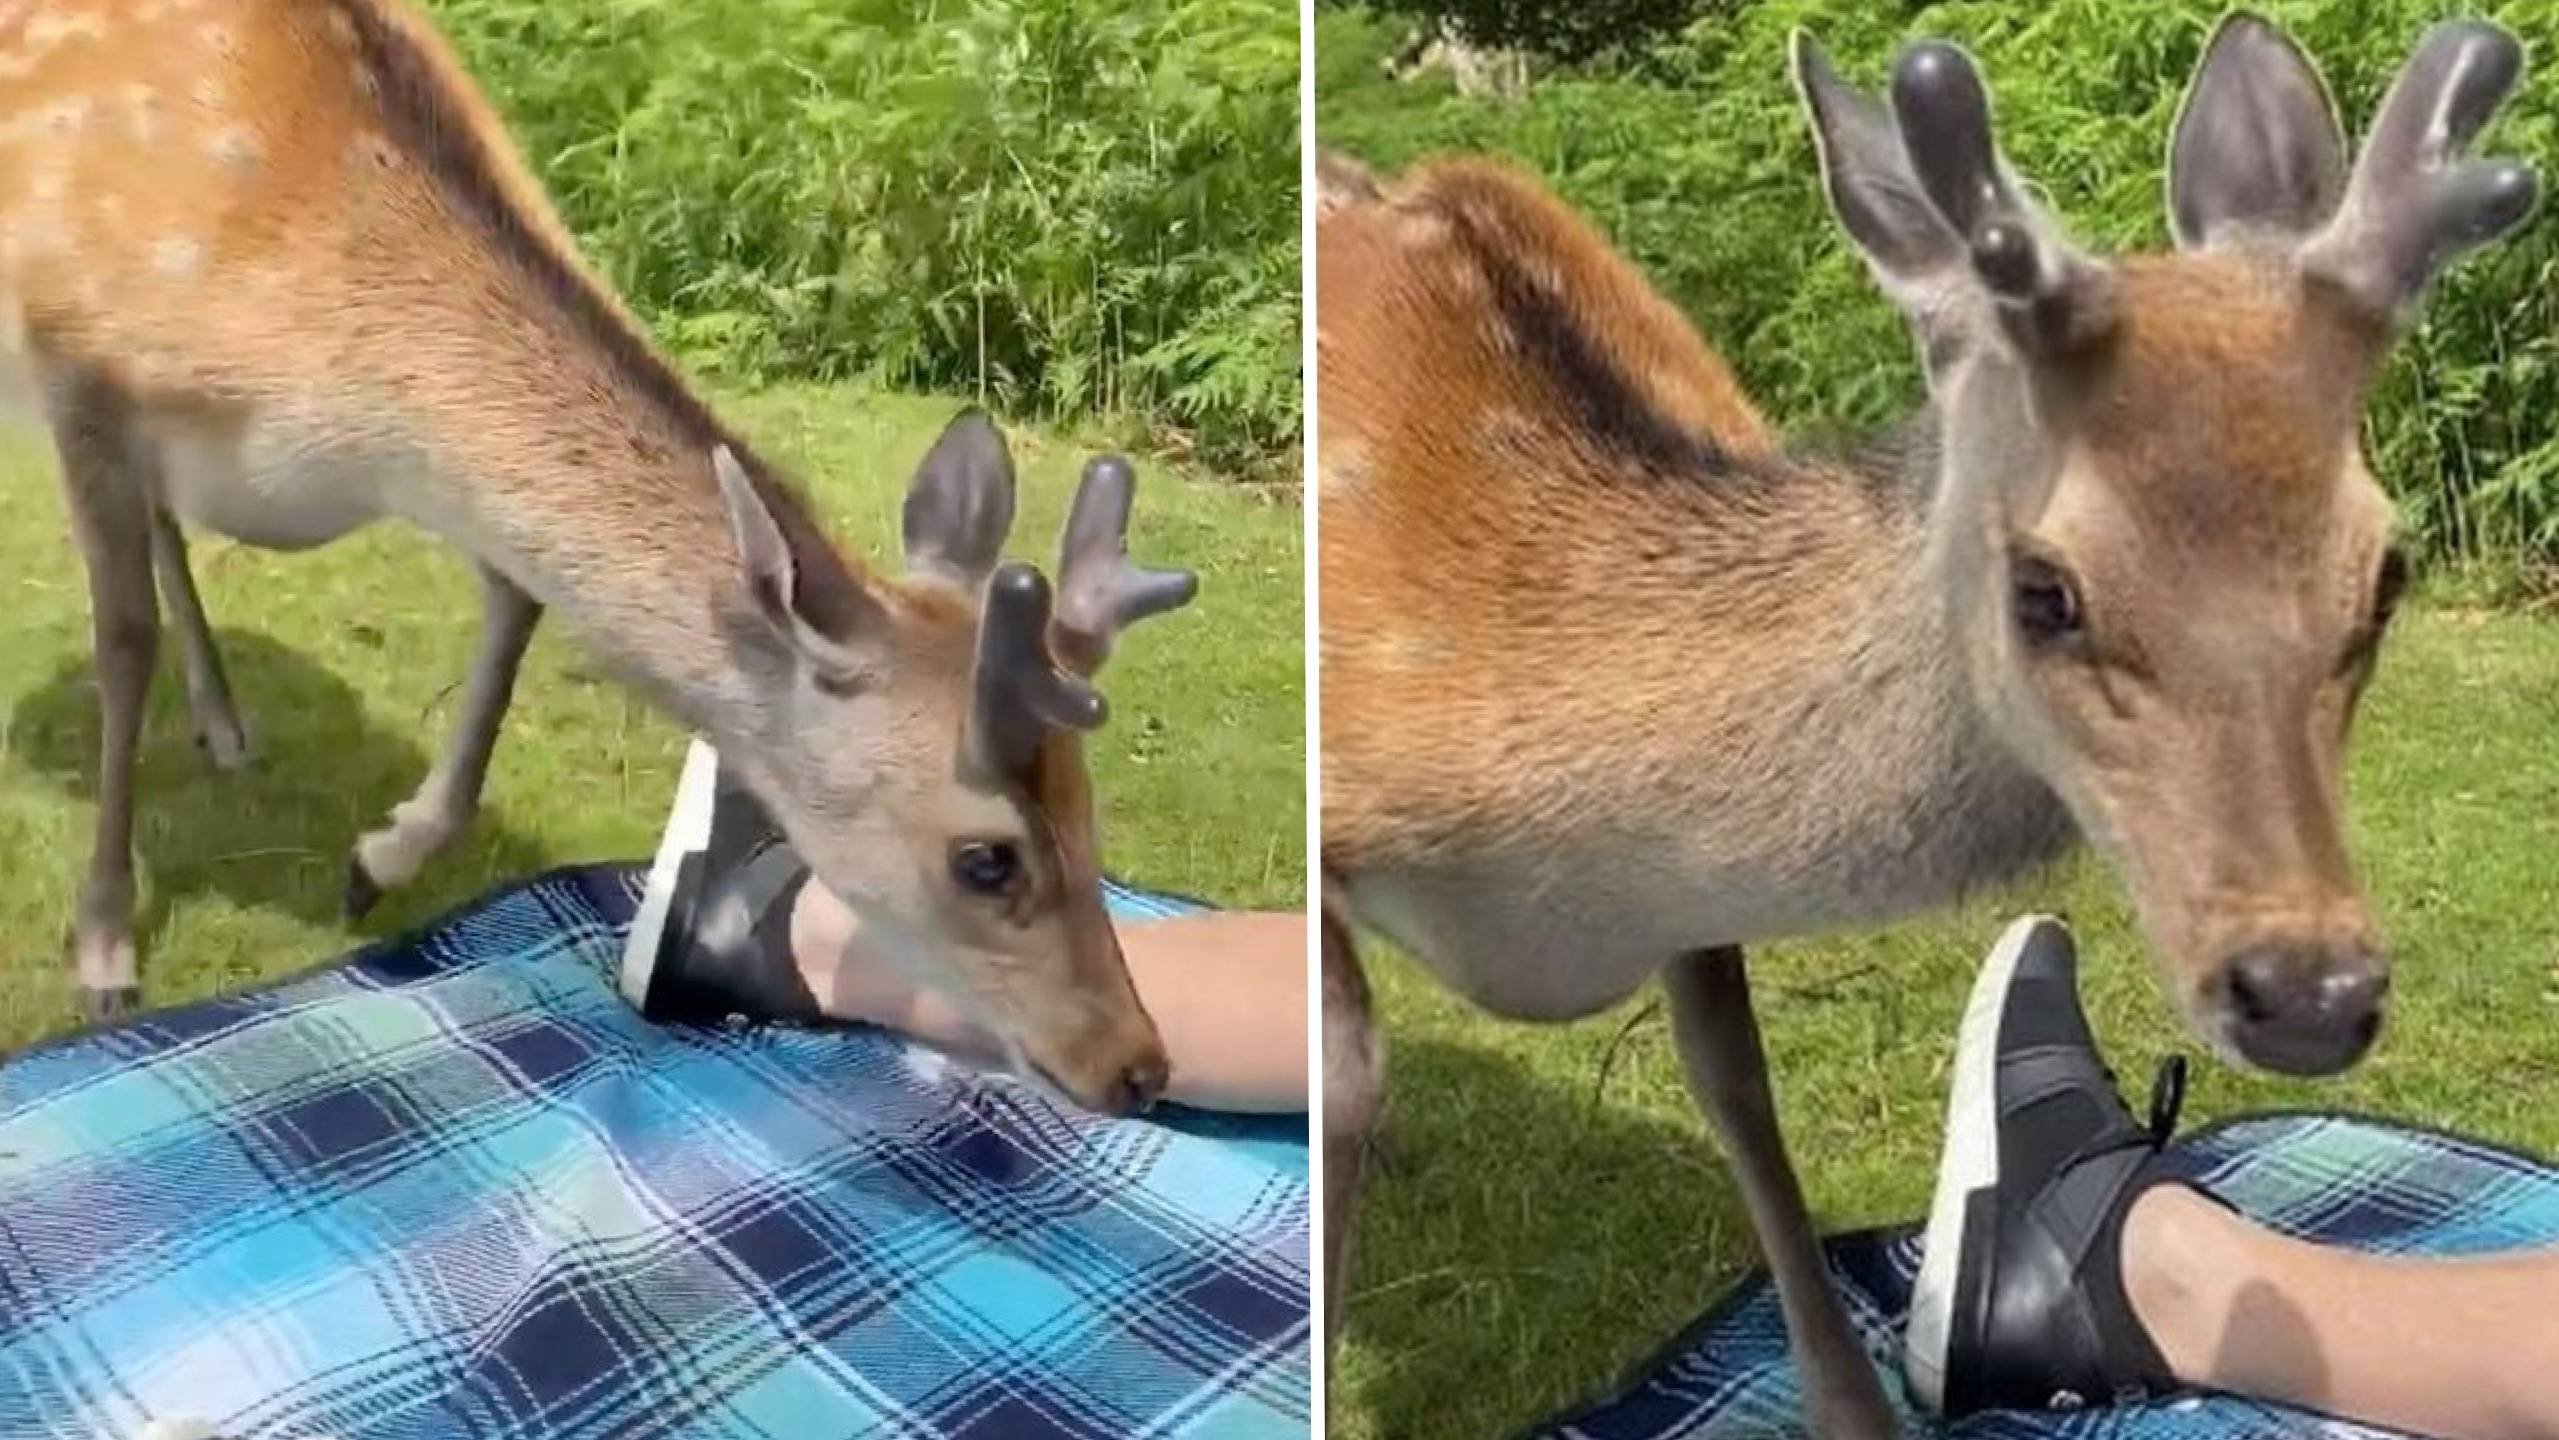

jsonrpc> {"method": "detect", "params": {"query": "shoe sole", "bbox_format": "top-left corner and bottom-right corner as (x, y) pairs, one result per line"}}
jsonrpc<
(1902, 912), (2059, 1414)
(618, 737), (722, 1011)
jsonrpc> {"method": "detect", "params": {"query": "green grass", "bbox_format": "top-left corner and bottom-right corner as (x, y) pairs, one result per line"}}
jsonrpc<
(0, 385), (1302, 1052)
(1330, 603), (2559, 1440)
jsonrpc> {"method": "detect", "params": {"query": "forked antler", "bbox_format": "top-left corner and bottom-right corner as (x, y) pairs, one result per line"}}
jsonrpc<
(969, 454), (1197, 772)
(2300, 20), (2539, 322)
(1051, 455), (1200, 676)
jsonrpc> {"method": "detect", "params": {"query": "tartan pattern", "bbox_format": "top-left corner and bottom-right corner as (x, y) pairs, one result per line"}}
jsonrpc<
(0, 866), (1309, 1440)
(1535, 1113), (2559, 1440)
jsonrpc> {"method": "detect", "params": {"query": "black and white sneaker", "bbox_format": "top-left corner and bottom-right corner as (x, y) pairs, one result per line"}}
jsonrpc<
(618, 739), (826, 1025)
(1903, 915), (2196, 1416)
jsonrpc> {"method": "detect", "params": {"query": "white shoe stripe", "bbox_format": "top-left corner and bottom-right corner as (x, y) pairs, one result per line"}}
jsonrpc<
(1903, 912), (2062, 1414)
(618, 737), (723, 1011)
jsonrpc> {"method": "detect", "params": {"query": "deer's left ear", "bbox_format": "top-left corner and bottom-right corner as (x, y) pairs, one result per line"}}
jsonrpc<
(2168, 14), (2347, 251)
(904, 408), (1018, 589)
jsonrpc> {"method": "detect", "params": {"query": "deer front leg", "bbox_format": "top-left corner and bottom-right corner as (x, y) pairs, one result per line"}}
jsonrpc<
(1321, 895), (1383, 1349)
(148, 506), (253, 771)
(1664, 946), (1896, 1439)
(51, 371), (159, 1022)
(347, 564), (540, 917)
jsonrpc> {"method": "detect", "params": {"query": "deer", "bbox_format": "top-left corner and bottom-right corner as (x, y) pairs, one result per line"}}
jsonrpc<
(0, 0), (1200, 1115)
(1317, 14), (2536, 1435)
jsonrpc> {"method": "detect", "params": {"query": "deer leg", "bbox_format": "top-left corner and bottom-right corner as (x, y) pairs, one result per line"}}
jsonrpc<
(148, 506), (252, 771)
(1663, 946), (1896, 1439)
(1321, 897), (1383, 1348)
(347, 564), (540, 917)
(49, 371), (158, 1022)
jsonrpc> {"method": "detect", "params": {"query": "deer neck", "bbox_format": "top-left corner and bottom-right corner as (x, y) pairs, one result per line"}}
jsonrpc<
(335, 275), (840, 739)
(1893, 393), (2082, 891)
(1691, 412), (2076, 912)
(300, 0), (877, 742)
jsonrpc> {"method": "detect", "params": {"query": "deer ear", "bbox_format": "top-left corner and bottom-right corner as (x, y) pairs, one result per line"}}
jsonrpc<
(904, 408), (1018, 588)
(715, 444), (796, 625)
(2168, 14), (2347, 250)
(1794, 32), (1966, 311)
(714, 445), (865, 670)
(1316, 147), (1384, 216)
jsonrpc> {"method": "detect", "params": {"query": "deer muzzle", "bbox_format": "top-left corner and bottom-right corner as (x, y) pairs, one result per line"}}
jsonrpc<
(2206, 937), (2389, 1076)
(1030, 1014), (1172, 1116)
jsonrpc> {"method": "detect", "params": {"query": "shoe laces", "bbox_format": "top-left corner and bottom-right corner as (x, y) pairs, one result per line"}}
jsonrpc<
(2144, 1054), (2187, 1148)
(2049, 1053), (2190, 1178)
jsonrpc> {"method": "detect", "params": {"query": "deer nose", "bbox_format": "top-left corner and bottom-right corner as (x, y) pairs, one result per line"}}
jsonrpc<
(2214, 943), (2388, 1076)
(1108, 1048), (1172, 1116)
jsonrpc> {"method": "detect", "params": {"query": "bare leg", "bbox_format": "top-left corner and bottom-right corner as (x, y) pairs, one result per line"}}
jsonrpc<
(2126, 1184), (2559, 1440)
(1664, 946), (1894, 1439)
(1320, 901), (1381, 1348)
(49, 370), (158, 1021)
(149, 506), (252, 770)
(348, 564), (540, 915)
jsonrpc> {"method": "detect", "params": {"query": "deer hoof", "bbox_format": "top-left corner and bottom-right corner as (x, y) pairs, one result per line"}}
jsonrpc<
(344, 858), (383, 920)
(77, 984), (143, 1024)
(195, 719), (256, 772)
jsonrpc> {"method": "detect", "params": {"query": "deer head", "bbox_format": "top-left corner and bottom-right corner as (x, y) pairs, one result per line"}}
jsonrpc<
(1796, 16), (2537, 1075)
(707, 411), (1196, 1113)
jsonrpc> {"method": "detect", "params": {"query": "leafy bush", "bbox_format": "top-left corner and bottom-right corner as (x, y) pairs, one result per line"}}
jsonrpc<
(1318, 0), (2559, 568)
(424, 0), (1301, 474)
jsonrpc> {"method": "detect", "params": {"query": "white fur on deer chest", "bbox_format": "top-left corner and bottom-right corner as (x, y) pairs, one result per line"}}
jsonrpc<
(144, 404), (412, 551)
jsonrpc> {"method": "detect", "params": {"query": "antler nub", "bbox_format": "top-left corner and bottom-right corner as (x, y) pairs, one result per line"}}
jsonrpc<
(1051, 455), (1199, 677)
(1888, 39), (2119, 356)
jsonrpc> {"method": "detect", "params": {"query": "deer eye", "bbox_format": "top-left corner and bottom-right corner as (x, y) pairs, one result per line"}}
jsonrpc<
(949, 840), (1022, 897)
(2011, 552), (2083, 646)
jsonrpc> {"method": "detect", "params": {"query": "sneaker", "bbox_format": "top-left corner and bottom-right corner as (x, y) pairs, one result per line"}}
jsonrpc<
(1903, 914), (2196, 1416)
(618, 738), (825, 1025)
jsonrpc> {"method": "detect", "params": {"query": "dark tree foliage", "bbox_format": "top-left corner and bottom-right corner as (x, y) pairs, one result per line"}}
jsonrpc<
(1370, 0), (1711, 64)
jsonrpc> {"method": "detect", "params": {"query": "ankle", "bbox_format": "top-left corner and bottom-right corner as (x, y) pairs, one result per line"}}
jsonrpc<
(2119, 1183), (2241, 1383)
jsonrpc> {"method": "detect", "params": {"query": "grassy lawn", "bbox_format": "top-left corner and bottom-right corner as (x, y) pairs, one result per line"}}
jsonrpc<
(1331, 604), (2559, 1440)
(0, 385), (1303, 1052)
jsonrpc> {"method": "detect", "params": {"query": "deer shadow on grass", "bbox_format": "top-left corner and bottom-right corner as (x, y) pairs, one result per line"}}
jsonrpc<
(1339, 1031), (1771, 1437)
(6, 629), (558, 1004)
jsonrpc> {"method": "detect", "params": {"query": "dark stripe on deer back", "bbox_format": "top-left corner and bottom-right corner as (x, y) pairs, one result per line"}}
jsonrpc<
(1439, 200), (1733, 482)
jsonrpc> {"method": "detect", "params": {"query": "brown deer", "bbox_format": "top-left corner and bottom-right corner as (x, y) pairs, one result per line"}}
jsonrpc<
(1, 0), (1197, 1114)
(1318, 15), (2535, 1434)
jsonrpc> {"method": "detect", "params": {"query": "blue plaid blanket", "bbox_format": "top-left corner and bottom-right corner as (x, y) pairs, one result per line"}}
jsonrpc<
(0, 866), (1310, 1440)
(1536, 1113), (2559, 1439)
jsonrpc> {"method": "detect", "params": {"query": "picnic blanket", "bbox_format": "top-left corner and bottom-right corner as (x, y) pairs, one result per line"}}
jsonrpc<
(1534, 1112), (2559, 1440)
(0, 865), (1310, 1440)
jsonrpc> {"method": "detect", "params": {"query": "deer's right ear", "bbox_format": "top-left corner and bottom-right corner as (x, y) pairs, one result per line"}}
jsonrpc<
(714, 445), (866, 671)
(904, 408), (1018, 589)
(1794, 32), (1968, 334)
